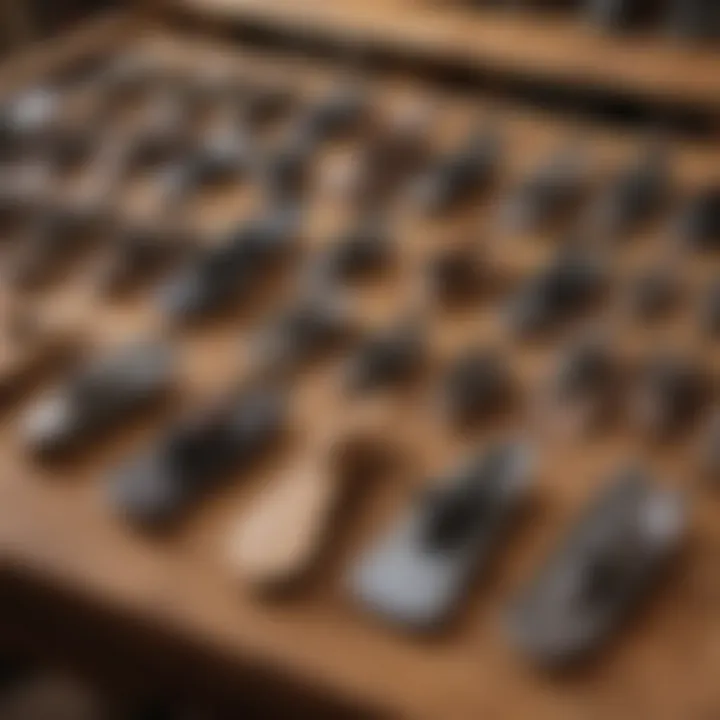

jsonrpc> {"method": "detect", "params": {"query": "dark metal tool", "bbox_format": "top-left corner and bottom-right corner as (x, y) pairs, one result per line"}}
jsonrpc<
(344, 320), (426, 394)
(350, 442), (534, 631)
(632, 354), (708, 439)
(440, 348), (514, 427)
(23, 341), (176, 456)
(254, 293), (356, 377)
(161, 209), (298, 322)
(506, 248), (606, 336)
(110, 387), (286, 528)
(676, 185), (720, 251)
(588, 144), (670, 237)
(547, 335), (621, 434)
(412, 127), (500, 214)
(509, 468), (685, 666)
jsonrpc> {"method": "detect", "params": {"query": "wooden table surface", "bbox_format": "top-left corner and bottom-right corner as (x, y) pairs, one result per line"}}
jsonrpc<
(167, 0), (720, 109)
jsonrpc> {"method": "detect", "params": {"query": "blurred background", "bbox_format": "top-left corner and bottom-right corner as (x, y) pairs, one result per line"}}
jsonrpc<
(0, 1), (716, 718)
(0, 1), (118, 55)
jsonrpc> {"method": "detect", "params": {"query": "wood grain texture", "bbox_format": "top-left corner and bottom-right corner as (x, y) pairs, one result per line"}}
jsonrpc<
(230, 447), (345, 589)
(0, 24), (717, 720)
(167, 0), (720, 108)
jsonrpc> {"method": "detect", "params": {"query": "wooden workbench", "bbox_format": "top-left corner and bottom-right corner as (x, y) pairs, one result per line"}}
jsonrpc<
(0, 9), (718, 719)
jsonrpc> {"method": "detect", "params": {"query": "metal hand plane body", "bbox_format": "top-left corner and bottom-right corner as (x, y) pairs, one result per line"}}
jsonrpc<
(344, 321), (425, 394)
(441, 348), (513, 427)
(110, 388), (286, 528)
(23, 341), (176, 455)
(299, 88), (367, 144)
(314, 223), (392, 284)
(99, 225), (192, 296)
(413, 129), (500, 213)
(548, 336), (620, 434)
(257, 295), (355, 377)
(161, 211), (297, 321)
(591, 145), (670, 236)
(350, 443), (533, 630)
(507, 249), (605, 336)
(509, 469), (685, 666)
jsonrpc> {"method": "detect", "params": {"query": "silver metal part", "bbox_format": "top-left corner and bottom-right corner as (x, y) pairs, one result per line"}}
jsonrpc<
(350, 442), (534, 631)
(508, 468), (685, 666)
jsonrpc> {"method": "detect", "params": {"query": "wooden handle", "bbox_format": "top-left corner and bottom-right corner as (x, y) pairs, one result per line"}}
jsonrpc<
(228, 451), (341, 590)
(229, 385), (400, 589)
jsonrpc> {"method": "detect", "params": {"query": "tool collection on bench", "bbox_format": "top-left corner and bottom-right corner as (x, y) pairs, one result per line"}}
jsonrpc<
(0, 8), (717, 715)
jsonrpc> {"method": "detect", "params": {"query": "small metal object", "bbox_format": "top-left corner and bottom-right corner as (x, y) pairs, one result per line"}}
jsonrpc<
(506, 248), (605, 336)
(345, 320), (426, 393)
(427, 244), (485, 305)
(256, 294), (355, 376)
(504, 145), (588, 233)
(299, 86), (367, 143)
(554, 338), (615, 401)
(161, 209), (298, 322)
(509, 468), (685, 666)
(123, 93), (192, 173)
(441, 348), (513, 427)
(315, 220), (392, 283)
(632, 354), (707, 438)
(675, 185), (720, 251)
(0, 88), (59, 141)
(23, 341), (175, 456)
(589, 144), (670, 237)
(350, 442), (533, 630)
(264, 139), (314, 200)
(158, 132), (251, 205)
(549, 336), (620, 434)
(412, 127), (500, 213)
(183, 128), (253, 191)
(124, 132), (184, 175)
(110, 387), (286, 528)
(98, 224), (192, 296)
